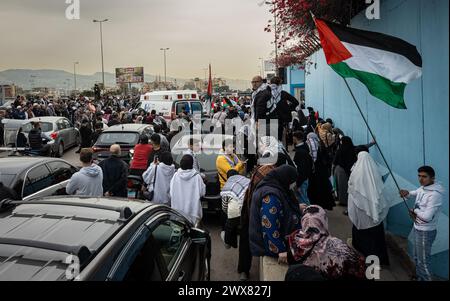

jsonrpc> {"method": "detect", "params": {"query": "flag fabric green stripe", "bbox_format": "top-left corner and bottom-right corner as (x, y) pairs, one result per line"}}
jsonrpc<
(331, 62), (407, 109)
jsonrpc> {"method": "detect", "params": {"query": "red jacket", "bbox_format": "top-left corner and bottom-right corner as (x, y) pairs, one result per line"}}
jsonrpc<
(130, 144), (153, 170)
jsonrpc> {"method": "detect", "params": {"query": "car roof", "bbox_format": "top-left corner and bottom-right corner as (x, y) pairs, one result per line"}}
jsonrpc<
(0, 157), (59, 175)
(1, 119), (29, 127)
(0, 196), (156, 281)
(29, 117), (66, 123)
(103, 123), (152, 133)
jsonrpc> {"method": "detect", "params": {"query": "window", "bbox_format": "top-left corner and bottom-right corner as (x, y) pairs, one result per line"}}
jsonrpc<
(142, 127), (154, 137)
(47, 161), (77, 184)
(56, 120), (66, 131)
(97, 132), (139, 145)
(151, 220), (186, 270)
(22, 122), (53, 133)
(109, 226), (166, 281)
(21, 123), (33, 133)
(62, 119), (72, 129)
(294, 88), (305, 106)
(23, 165), (54, 198)
(176, 102), (189, 115)
(191, 102), (202, 114)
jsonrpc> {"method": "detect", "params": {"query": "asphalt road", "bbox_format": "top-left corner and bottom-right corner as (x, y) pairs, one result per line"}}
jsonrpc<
(62, 147), (259, 281)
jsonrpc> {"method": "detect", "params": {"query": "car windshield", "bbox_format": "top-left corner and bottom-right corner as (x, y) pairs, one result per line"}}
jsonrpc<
(97, 132), (139, 145)
(22, 122), (53, 133)
(191, 102), (202, 113)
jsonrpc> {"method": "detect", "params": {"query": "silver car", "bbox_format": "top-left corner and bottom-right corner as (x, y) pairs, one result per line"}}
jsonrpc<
(24, 117), (80, 157)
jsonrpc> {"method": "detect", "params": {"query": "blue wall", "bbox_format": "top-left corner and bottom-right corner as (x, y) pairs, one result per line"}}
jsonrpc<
(304, 0), (449, 279)
(283, 66), (305, 95)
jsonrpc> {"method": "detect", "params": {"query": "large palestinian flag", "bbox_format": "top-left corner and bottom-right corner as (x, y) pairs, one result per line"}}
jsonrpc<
(314, 18), (422, 109)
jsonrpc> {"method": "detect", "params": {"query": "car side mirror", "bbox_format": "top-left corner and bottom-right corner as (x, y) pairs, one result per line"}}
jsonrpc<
(190, 227), (209, 245)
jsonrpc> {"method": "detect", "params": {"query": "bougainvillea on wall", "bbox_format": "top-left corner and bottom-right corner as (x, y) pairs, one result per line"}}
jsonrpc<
(264, 0), (366, 67)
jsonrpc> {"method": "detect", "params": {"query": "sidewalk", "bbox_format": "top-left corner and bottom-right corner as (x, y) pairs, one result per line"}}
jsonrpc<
(328, 205), (412, 281)
(259, 204), (413, 281)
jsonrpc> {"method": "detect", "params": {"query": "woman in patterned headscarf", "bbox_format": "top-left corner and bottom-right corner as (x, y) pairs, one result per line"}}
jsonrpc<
(249, 165), (304, 264)
(288, 205), (366, 280)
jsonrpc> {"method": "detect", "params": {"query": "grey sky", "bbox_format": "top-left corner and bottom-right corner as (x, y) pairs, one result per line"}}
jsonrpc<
(0, 0), (274, 80)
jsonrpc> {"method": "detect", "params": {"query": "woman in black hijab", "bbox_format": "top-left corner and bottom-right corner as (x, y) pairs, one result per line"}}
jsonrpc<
(249, 165), (304, 264)
(333, 136), (357, 207)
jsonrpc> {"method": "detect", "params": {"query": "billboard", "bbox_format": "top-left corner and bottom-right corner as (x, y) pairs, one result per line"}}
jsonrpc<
(115, 67), (144, 84)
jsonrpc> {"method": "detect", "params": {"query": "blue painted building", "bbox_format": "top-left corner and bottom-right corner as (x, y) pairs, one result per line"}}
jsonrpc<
(282, 66), (305, 106)
(299, 0), (448, 279)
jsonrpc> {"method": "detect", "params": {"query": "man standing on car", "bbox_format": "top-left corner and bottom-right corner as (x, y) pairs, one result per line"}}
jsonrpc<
(98, 144), (129, 198)
(28, 121), (52, 156)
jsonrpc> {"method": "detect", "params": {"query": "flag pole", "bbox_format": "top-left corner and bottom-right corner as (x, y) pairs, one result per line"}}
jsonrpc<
(342, 78), (410, 211)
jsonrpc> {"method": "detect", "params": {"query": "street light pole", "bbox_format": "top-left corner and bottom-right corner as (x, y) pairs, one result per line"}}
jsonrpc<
(265, 1), (278, 73)
(160, 48), (169, 89)
(73, 62), (79, 92)
(93, 19), (109, 91)
(259, 57), (264, 77)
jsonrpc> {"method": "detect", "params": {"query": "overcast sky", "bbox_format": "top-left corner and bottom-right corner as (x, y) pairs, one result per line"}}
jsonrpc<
(0, 0), (274, 80)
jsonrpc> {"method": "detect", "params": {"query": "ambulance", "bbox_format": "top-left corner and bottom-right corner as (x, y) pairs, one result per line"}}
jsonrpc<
(136, 90), (203, 122)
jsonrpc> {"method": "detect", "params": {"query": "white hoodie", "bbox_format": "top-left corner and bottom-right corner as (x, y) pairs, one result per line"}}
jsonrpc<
(409, 182), (445, 231)
(170, 168), (206, 225)
(143, 162), (176, 205)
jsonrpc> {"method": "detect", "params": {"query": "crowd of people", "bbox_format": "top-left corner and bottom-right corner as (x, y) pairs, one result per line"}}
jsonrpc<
(0, 75), (444, 282)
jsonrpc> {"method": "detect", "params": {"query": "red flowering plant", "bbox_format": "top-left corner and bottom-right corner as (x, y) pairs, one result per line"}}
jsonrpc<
(263, 0), (366, 67)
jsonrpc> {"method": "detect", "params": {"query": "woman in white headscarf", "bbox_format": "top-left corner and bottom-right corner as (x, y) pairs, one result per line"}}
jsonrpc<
(306, 132), (320, 162)
(347, 151), (390, 265)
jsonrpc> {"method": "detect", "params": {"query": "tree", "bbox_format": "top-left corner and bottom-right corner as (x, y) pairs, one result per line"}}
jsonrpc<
(264, 0), (366, 67)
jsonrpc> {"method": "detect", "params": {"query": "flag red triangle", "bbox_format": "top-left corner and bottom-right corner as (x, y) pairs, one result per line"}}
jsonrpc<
(314, 18), (352, 65)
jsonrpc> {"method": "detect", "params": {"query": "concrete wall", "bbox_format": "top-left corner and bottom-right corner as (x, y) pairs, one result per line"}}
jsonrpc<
(304, 0), (449, 279)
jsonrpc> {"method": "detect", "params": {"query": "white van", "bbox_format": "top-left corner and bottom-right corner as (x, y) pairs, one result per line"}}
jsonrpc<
(136, 90), (203, 121)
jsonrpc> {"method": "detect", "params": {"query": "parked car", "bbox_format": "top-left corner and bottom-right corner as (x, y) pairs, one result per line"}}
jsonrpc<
(92, 124), (154, 164)
(171, 134), (236, 213)
(0, 157), (78, 201)
(1, 119), (30, 147)
(0, 196), (211, 281)
(26, 117), (80, 157)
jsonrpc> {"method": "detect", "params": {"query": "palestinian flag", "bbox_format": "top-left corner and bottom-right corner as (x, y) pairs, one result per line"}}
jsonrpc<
(314, 18), (422, 109)
(222, 98), (236, 108)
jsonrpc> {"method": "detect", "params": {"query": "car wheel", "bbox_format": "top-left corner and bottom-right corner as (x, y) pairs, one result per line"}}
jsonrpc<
(57, 142), (64, 157)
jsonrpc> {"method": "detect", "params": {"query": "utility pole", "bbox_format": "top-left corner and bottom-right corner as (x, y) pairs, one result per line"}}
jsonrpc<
(265, 1), (278, 73)
(73, 62), (79, 92)
(93, 19), (109, 91)
(160, 48), (170, 89)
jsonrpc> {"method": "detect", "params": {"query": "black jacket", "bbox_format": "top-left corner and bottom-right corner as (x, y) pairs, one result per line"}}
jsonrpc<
(91, 130), (103, 145)
(79, 125), (93, 148)
(253, 88), (271, 121)
(293, 143), (313, 186)
(16, 132), (28, 147)
(28, 128), (44, 150)
(98, 156), (129, 197)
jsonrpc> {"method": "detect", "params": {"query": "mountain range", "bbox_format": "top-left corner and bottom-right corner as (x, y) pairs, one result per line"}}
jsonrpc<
(0, 69), (251, 91)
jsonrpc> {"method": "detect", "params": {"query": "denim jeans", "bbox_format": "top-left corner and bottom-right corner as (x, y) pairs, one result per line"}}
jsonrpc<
(414, 228), (437, 281)
(296, 180), (310, 205)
